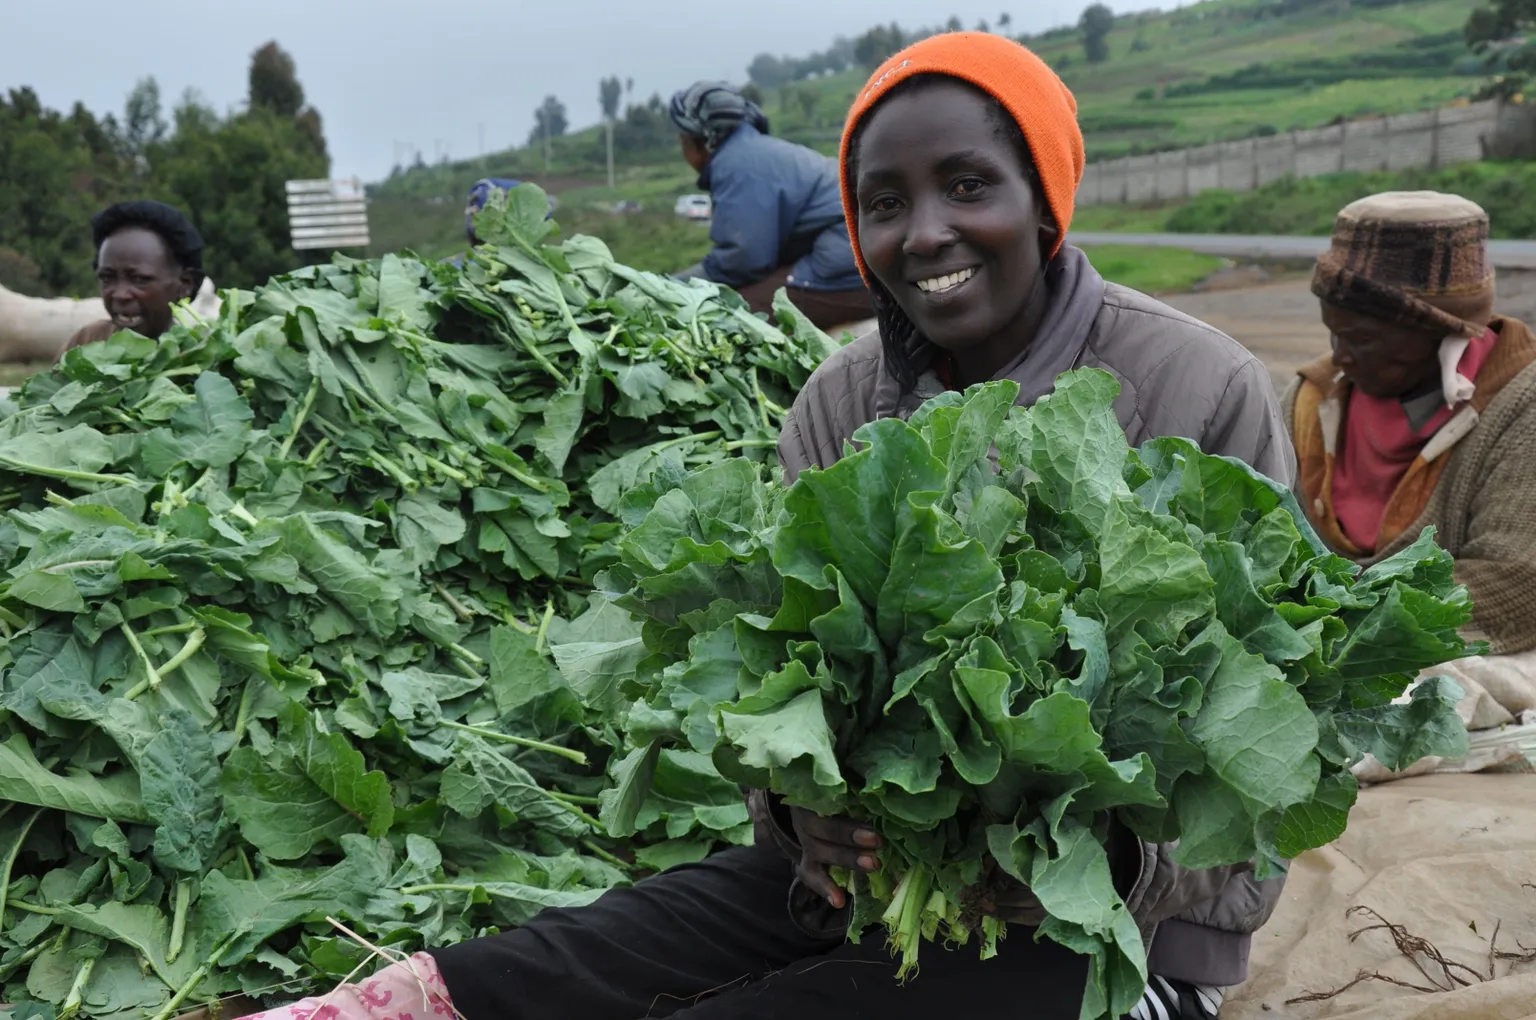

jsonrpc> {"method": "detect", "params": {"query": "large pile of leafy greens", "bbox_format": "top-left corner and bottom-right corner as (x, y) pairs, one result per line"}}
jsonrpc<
(598, 370), (1476, 1020)
(0, 186), (834, 1019)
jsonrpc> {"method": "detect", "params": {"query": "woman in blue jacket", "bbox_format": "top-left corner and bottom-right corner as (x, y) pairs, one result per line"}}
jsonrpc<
(670, 81), (871, 328)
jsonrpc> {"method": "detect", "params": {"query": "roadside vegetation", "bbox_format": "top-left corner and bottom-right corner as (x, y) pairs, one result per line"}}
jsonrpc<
(1073, 160), (1536, 237)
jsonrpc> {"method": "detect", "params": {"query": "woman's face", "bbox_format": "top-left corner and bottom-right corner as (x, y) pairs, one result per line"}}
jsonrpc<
(853, 79), (1049, 364)
(96, 226), (193, 339)
(1322, 303), (1443, 400)
(679, 133), (710, 173)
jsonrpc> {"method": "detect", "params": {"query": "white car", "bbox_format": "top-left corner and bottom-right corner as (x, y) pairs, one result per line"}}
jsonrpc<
(674, 194), (712, 221)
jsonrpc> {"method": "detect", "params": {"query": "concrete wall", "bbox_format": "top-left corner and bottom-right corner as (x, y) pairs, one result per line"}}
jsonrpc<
(1078, 100), (1504, 207)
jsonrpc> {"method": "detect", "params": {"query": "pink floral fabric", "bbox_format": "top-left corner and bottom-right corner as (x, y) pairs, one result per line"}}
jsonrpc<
(236, 952), (457, 1020)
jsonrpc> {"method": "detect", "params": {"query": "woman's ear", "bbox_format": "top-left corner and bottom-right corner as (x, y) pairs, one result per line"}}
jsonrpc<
(1039, 208), (1060, 257)
(1033, 181), (1060, 250)
(177, 268), (199, 301)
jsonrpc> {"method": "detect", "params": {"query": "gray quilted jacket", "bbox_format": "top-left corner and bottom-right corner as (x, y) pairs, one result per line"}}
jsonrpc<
(760, 245), (1293, 987)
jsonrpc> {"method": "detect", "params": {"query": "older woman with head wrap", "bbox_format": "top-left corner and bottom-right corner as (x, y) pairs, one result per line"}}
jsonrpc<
(1285, 192), (1536, 656)
(60, 200), (208, 358)
(669, 81), (871, 328)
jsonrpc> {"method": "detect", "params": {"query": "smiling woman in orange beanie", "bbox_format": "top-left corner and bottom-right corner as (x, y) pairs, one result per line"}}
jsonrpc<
(771, 30), (1299, 1020)
(236, 33), (1293, 1020)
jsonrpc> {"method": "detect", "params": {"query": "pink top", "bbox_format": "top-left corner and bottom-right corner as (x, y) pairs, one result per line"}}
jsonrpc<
(1331, 328), (1496, 551)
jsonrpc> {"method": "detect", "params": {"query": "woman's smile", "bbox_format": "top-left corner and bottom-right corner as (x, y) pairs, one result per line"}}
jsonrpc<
(913, 266), (977, 295)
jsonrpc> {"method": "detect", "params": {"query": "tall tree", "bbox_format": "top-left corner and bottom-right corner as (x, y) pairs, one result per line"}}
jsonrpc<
(823, 40), (850, 74)
(797, 86), (820, 125)
(599, 76), (623, 189)
(854, 24), (906, 68)
(748, 54), (790, 88)
(151, 43), (329, 284)
(248, 41), (305, 117)
(149, 96), (327, 285)
(247, 42), (327, 164)
(122, 77), (166, 164)
(1080, 3), (1115, 64)
(999, 12), (1013, 31)
(0, 87), (129, 296)
(599, 76), (623, 121)
(531, 96), (567, 170)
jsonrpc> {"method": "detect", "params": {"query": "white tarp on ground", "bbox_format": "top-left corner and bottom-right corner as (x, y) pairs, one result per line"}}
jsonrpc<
(1226, 649), (1536, 1018)
(1225, 772), (1536, 1019)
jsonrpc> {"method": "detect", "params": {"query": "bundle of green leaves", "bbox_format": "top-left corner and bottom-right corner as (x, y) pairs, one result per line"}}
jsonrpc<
(0, 186), (832, 1018)
(597, 370), (1476, 1020)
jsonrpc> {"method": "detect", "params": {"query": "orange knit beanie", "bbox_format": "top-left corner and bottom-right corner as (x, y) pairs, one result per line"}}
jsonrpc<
(838, 32), (1084, 281)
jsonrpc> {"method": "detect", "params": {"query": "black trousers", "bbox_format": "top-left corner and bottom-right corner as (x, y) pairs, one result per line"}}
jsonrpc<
(430, 843), (1089, 1020)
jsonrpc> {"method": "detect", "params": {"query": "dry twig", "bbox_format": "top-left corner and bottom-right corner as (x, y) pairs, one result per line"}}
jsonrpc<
(1285, 904), (1536, 1006)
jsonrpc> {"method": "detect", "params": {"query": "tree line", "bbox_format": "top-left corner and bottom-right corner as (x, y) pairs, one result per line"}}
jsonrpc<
(0, 42), (327, 299)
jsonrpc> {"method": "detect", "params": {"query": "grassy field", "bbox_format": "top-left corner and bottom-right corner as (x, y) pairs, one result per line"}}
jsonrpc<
(1025, 0), (1479, 160)
(1073, 160), (1536, 238)
(1081, 245), (1227, 294)
(367, 0), (1487, 265)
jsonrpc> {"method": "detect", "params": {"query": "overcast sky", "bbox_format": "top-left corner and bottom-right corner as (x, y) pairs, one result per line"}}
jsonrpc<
(3, 0), (1159, 183)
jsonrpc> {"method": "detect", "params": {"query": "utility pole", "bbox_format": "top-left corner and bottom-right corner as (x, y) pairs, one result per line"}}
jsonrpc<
(477, 122), (485, 159)
(543, 115), (551, 171)
(599, 76), (622, 191)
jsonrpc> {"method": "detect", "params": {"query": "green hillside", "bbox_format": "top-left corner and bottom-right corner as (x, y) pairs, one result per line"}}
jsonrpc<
(369, 0), (1489, 263)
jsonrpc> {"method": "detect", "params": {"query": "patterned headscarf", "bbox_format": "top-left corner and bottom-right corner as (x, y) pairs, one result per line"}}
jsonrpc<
(668, 81), (770, 151)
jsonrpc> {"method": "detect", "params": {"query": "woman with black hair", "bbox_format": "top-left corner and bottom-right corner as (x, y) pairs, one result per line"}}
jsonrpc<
(669, 80), (871, 328)
(60, 200), (208, 357)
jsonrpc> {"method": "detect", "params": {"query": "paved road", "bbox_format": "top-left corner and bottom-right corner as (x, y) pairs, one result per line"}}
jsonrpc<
(1075, 232), (1536, 270)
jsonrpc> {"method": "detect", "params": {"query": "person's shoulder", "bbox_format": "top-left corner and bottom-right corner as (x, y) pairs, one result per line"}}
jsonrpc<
(796, 327), (884, 406)
(1089, 283), (1266, 390)
(61, 319), (116, 358)
(730, 127), (827, 173)
(1095, 284), (1256, 364)
(780, 326), (884, 480)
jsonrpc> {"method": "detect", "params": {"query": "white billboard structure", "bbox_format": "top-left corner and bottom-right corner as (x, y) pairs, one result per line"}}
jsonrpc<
(285, 178), (370, 251)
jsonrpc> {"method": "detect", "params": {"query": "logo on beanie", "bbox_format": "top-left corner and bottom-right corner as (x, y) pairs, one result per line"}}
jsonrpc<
(863, 60), (912, 101)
